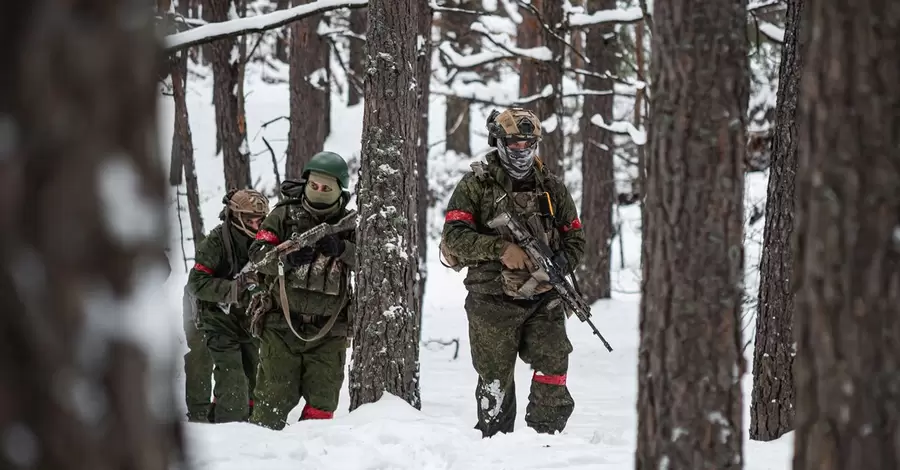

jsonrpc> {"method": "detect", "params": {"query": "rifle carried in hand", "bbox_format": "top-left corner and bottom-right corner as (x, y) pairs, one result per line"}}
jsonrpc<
(239, 209), (358, 276)
(487, 211), (614, 352)
(218, 210), (358, 315)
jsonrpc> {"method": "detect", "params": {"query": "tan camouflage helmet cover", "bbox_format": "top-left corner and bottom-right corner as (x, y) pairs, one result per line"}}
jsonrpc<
(493, 107), (542, 140)
(228, 189), (269, 217)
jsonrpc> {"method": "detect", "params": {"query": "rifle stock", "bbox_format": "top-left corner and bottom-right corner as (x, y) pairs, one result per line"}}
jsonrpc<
(487, 212), (614, 352)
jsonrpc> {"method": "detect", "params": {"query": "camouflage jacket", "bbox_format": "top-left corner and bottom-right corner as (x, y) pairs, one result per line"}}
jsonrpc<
(186, 223), (253, 314)
(248, 198), (356, 335)
(441, 151), (585, 297)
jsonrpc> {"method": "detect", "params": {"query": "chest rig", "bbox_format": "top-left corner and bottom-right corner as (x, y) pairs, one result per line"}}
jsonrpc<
(472, 161), (562, 253)
(285, 203), (350, 297)
(472, 161), (562, 299)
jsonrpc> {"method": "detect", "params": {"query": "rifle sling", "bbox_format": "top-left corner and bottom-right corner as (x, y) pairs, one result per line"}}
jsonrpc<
(277, 263), (339, 343)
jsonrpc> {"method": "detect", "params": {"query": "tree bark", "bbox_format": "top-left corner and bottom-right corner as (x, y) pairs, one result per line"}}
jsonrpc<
(285, 0), (330, 179)
(171, 50), (206, 246)
(520, 0), (564, 175)
(208, 0), (252, 190)
(791, 1), (900, 468)
(442, 0), (477, 157)
(348, 9), (367, 106)
(274, 0), (291, 62)
(0, 2), (186, 468)
(575, 0), (616, 303)
(635, 0), (749, 468)
(349, 0), (422, 411)
(415, 1), (432, 318)
(748, 0), (805, 443)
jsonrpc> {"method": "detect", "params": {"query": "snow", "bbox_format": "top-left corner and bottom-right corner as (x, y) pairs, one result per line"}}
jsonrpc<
(566, 7), (644, 27)
(757, 22), (785, 43)
(155, 53), (794, 469)
(590, 114), (647, 146)
(164, 0), (367, 51)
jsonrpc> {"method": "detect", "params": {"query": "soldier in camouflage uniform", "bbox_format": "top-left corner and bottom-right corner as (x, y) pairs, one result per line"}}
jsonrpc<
(440, 108), (586, 438)
(186, 189), (270, 423)
(247, 151), (356, 430)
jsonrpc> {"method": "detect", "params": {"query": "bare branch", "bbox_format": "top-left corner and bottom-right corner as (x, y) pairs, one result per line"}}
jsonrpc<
(164, 0), (367, 52)
(513, 0), (589, 64)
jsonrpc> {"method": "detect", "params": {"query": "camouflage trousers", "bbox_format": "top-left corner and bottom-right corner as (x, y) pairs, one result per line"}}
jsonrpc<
(250, 324), (348, 430)
(465, 291), (574, 437)
(183, 287), (213, 422)
(199, 309), (260, 423)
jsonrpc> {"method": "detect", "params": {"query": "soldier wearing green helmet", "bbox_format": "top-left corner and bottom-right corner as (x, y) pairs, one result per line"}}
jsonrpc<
(246, 151), (357, 429)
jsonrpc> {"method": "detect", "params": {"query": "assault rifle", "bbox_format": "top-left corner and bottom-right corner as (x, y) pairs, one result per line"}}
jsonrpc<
(487, 212), (614, 352)
(218, 210), (358, 314)
(238, 209), (358, 277)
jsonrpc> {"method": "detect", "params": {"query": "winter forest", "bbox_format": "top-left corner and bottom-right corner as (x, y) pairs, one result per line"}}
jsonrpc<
(1, 0), (898, 469)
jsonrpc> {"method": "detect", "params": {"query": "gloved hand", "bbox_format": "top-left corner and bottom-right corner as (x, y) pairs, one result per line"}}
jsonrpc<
(551, 252), (569, 274)
(286, 246), (316, 266)
(500, 242), (533, 271)
(315, 234), (346, 257)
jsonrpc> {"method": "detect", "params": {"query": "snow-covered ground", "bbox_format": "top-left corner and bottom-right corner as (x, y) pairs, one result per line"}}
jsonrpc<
(156, 60), (792, 469)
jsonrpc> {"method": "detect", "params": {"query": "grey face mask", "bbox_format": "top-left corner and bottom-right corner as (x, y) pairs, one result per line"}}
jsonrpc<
(497, 144), (536, 180)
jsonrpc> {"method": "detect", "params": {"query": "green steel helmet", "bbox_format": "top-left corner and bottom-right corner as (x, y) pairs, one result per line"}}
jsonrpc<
(302, 151), (350, 191)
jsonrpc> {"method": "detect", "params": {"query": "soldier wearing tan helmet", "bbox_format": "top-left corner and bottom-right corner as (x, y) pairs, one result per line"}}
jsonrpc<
(186, 188), (270, 423)
(440, 108), (586, 437)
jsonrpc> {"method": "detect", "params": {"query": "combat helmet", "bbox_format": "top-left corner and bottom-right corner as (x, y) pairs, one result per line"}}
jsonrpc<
(301, 151), (351, 194)
(222, 188), (269, 237)
(486, 107), (542, 147)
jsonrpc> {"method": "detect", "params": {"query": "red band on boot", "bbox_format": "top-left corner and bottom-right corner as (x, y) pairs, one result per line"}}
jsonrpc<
(301, 404), (334, 420)
(533, 372), (567, 385)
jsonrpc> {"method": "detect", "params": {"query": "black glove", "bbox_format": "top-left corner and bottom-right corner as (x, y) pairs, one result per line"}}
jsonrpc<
(286, 246), (316, 266)
(551, 252), (569, 274)
(315, 234), (346, 257)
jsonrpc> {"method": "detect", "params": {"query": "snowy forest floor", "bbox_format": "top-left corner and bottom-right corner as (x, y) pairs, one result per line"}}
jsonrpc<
(158, 62), (793, 469)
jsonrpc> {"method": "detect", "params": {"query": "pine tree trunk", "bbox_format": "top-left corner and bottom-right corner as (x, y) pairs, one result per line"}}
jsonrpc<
(791, 1), (900, 468)
(285, 0), (330, 179)
(635, 0), (749, 468)
(348, 9), (367, 106)
(208, 0), (251, 190)
(530, 0), (564, 175)
(274, 0), (291, 62)
(443, 0), (476, 157)
(576, 0), (616, 303)
(171, 50), (206, 245)
(0, 2), (186, 468)
(349, 0), (422, 411)
(748, 0), (805, 443)
(415, 2), (432, 317)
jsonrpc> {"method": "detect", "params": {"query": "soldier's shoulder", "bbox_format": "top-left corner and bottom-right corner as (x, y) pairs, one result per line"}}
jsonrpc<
(539, 166), (570, 193)
(204, 224), (226, 242)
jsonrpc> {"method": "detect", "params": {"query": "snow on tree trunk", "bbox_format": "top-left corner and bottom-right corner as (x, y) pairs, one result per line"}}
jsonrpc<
(749, 0), (805, 443)
(285, 0), (330, 179)
(791, 1), (900, 468)
(348, 0), (422, 411)
(414, 1), (432, 317)
(171, 49), (206, 246)
(208, 0), (252, 190)
(576, 0), (616, 303)
(635, 0), (749, 468)
(0, 3), (186, 468)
